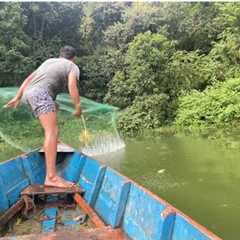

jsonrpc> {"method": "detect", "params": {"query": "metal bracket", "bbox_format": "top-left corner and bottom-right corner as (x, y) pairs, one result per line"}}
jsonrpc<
(22, 195), (36, 218)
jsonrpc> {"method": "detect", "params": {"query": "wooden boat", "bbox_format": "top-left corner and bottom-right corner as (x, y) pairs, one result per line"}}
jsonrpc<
(0, 143), (221, 240)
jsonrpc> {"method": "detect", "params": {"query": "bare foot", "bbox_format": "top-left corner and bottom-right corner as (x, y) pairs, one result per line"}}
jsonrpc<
(45, 175), (75, 188)
(55, 176), (76, 187)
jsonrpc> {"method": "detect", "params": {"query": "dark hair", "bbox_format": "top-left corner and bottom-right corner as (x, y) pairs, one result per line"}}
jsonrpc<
(59, 45), (76, 60)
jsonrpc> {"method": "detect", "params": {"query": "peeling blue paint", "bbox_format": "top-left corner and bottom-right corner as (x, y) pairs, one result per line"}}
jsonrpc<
(61, 152), (86, 183)
(0, 172), (9, 213)
(161, 212), (176, 240)
(22, 152), (45, 184)
(42, 208), (58, 233)
(94, 168), (130, 228)
(77, 156), (106, 206)
(0, 157), (29, 207)
(171, 215), (210, 240)
(122, 184), (169, 240)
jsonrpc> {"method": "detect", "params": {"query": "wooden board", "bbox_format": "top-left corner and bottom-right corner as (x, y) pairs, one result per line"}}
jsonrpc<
(0, 199), (25, 227)
(74, 193), (105, 228)
(0, 227), (128, 240)
(21, 184), (83, 196)
(39, 142), (75, 153)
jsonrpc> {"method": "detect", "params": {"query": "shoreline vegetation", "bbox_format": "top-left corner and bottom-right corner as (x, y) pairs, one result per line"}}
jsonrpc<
(118, 77), (240, 137)
(1, 2), (240, 151)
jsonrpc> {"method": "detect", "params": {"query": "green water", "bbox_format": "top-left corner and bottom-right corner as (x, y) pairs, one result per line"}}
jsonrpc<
(98, 134), (240, 240)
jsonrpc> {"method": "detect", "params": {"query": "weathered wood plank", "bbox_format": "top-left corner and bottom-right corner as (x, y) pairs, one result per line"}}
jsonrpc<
(0, 227), (128, 240)
(39, 143), (74, 153)
(74, 193), (105, 228)
(0, 199), (25, 228)
(21, 185), (83, 196)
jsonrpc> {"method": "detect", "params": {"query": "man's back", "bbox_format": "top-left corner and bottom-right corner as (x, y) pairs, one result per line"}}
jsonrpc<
(26, 58), (79, 100)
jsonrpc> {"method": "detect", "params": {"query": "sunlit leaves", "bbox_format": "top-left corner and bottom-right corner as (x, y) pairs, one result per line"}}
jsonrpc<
(175, 78), (240, 128)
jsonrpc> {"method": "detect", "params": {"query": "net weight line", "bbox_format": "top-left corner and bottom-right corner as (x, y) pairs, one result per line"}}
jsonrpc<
(0, 128), (31, 153)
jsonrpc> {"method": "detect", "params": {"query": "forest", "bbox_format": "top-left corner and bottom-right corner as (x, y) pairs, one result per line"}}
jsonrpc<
(1, 2), (240, 135)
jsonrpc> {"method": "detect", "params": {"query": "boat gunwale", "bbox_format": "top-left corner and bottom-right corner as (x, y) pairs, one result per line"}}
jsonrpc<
(0, 148), (40, 166)
(93, 162), (222, 240)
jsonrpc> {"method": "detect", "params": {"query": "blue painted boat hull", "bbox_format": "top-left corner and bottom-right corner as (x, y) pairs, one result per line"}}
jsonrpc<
(0, 147), (221, 240)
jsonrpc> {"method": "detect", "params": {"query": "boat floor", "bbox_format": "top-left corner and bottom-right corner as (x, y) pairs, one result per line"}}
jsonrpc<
(2, 205), (90, 236)
(1, 195), (128, 240)
(2, 227), (127, 240)
(1, 227), (128, 240)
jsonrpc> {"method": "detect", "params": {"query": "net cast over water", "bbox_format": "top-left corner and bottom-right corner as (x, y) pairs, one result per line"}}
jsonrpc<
(0, 87), (125, 159)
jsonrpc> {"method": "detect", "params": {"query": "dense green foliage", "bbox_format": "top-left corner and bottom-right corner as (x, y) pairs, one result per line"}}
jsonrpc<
(105, 33), (176, 107)
(118, 94), (170, 136)
(1, 2), (240, 135)
(175, 78), (240, 129)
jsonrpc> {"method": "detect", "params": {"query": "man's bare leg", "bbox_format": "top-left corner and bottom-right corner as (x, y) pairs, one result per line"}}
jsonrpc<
(38, 111), (73, 188)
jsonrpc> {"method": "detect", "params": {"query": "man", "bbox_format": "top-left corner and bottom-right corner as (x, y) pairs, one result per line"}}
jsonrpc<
(5, 46), (81, 188)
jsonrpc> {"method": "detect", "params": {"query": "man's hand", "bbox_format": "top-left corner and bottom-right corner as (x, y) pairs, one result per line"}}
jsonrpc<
(4, 96), (20, 109)
(73, 103), (81, 118)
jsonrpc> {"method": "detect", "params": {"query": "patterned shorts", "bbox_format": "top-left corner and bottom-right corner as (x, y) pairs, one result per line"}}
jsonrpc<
(24, 88), (56, 118)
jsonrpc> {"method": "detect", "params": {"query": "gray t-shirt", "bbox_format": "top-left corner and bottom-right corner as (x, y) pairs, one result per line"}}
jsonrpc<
(25, 58), (80, 100)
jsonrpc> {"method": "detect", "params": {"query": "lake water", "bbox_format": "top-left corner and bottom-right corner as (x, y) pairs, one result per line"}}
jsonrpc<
(97, 133), (240, 240)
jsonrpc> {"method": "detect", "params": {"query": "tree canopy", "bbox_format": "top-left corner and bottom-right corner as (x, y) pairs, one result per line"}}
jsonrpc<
(1, 2), (240, 134)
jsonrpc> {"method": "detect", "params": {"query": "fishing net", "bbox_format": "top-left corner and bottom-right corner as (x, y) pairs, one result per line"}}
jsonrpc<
(0, 87), (125, 161)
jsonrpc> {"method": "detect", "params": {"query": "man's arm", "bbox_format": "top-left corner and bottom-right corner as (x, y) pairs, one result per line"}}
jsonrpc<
(16, 72), (36, 100)
(4, 72), (36, 108)
(68, 70), (81, 117)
